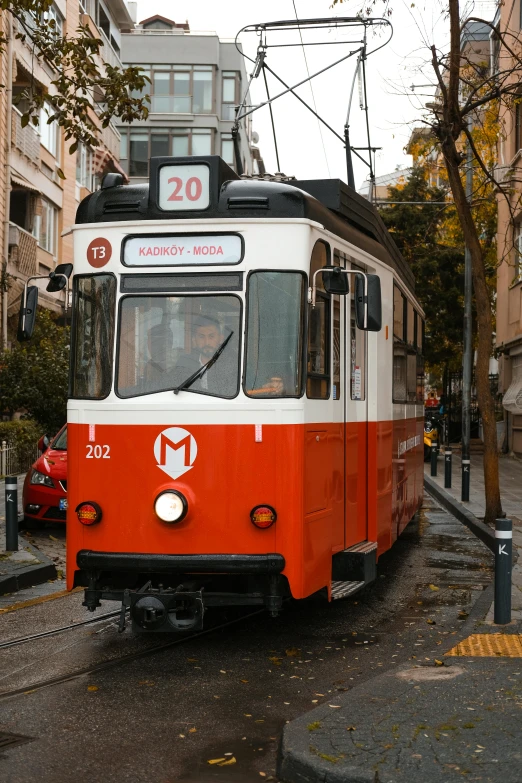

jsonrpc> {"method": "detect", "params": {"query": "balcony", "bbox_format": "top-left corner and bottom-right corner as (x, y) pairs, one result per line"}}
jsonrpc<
(12, 108), (40, 166)
(8, 222), (37, 277)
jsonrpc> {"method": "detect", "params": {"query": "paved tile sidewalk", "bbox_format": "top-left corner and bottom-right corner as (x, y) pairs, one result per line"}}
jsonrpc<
(425, 453), (522, 519)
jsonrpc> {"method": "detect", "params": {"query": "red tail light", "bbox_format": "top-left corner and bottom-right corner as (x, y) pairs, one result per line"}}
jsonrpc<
(76, 501), (102, 526)
(250, 505), (277, 529)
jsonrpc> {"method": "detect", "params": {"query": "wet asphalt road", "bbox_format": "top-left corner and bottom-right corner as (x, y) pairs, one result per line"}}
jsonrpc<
(0, 495), (493, 783)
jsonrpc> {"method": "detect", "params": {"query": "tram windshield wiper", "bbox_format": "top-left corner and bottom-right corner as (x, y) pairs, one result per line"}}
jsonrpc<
(172, 330), (234, 395)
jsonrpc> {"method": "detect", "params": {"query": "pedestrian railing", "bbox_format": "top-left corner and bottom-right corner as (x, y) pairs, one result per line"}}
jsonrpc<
(0, 441), (38, 478)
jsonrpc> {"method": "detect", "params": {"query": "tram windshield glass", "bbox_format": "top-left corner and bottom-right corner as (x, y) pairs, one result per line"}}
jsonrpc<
(117, 295), (241, 398)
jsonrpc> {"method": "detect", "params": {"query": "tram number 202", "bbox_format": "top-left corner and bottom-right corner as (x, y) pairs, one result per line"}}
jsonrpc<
(86, 444), (111, 459)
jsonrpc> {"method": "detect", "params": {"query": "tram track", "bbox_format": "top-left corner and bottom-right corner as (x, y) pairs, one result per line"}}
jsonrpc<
(0, 607), (264, 702)
(0, 609), (122, 651)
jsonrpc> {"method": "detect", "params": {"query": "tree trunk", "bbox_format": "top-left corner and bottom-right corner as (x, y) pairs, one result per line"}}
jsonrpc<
(438, 136), (502, 523)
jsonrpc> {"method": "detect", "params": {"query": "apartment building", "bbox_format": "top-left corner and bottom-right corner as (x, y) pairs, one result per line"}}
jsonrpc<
(494, 2), (522, 454)
(0, 0), (133, 347)
(118, 14), (261, 182)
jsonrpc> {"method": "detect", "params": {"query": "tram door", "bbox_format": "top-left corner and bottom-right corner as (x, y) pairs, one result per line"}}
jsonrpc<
(344, 257), (369, 547)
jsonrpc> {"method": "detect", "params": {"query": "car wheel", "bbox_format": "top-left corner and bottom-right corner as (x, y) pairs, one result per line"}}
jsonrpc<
(22, 517), (46, 531)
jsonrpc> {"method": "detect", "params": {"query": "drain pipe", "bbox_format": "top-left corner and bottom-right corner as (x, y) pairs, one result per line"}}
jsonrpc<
(2, 13), (13, 348)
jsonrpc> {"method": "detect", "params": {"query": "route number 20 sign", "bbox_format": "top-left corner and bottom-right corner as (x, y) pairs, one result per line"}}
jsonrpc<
(158, 164), (210, 211)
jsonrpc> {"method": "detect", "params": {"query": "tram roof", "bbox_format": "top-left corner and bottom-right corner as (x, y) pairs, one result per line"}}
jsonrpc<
(76, 155), (415, 293)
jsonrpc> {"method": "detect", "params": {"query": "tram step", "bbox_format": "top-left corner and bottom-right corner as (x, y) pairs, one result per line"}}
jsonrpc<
(331, 580), (366, 600)
(331, 541), (377, 583)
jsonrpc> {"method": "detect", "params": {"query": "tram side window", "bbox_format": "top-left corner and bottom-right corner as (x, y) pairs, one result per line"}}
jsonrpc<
(415, 311), (425, 404)
(393, 285), (407, 403)
(307, 241), (331, 399)
(350, 262), (366, 401)
(244, 272), (305, 397)
(332, 250), (341, 400)
(70, 274), (116, 399)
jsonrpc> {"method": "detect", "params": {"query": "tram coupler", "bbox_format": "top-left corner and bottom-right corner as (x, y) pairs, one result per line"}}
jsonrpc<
(82, 572), (101, 611)
(265, 575), (283, 617)
(130, 586), (205, 633)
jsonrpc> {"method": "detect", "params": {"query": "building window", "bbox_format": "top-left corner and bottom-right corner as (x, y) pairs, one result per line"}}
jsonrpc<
(39, 102), (58, 157)
(135, 65), (213, 114)
(121, 129), (213, 176)
(515, 223), (522, 282)
(79, 0), (89, 15)
(222, 71), (238, 120)
(76, 143), (95, 190)
(221, 134), (235, 167)
(43, 3), (63, 36)
(33, 198), (57, 255)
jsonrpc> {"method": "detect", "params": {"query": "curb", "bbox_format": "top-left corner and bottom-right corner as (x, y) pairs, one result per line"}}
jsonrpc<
(423, 474), (495, 552)
(0, 543), (57, 596)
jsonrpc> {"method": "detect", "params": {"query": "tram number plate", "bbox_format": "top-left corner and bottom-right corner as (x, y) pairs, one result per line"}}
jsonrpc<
(59, 498), (68, 511)
(158, 164), (210, 212)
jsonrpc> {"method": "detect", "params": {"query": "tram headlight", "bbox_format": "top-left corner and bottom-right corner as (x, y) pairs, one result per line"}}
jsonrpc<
(76, 501), (102, 526)
(250, 505), (277, 529)
(154, 491), (188, 524)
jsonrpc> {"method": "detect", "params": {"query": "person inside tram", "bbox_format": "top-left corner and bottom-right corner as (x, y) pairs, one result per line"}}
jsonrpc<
(168, 315), (237, 396)
(170, 315), (286, 397)
(145, 322), (173, 385)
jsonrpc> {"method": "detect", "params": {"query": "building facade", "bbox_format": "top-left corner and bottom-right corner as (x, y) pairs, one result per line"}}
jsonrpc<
(1, 0), (133, 347)
(494, 2), (522, 454)
(118, 14), (261, 183)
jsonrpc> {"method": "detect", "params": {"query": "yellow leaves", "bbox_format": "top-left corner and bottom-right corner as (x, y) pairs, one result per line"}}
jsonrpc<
(49, 534), (58, 541)
(269, 656), (283, 666)
(426, 618), (436, 625)
(428, 584), (440, 591)
(87, 685), (98, 692)
(434, 659), (444, 666)
(346, 725), (356, 731)
(240, 679), (248, 683)
(207, 756), (236, 766)
(285, 647), (299, 657)
(189, 727), (197, 733)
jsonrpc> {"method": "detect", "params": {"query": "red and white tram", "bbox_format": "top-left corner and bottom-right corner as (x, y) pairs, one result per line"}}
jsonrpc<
(22, 156), (425, 632)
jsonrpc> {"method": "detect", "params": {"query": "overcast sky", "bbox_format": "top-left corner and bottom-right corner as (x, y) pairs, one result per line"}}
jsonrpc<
(133, 0), (496, 189)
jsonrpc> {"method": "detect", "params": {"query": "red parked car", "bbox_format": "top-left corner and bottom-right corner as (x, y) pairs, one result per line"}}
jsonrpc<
(22, 425), (67, 529)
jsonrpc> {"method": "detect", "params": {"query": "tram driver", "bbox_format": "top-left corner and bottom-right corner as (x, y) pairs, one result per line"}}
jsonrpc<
(169, 315), (285, 397)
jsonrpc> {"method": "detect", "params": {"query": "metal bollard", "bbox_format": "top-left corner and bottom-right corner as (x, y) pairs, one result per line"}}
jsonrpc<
(494, 518), (512, 625)
(5, 475), (18, 552)
(430, 440), (438, 477)
(461, 459), (470, 502)
(444, 448), (452, 488)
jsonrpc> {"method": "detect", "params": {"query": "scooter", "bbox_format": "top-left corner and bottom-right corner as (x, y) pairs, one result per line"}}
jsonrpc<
(424, 414), (439, 462)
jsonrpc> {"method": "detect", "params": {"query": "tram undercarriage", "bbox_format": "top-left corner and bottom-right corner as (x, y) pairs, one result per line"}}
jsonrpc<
(74, 550), (290, 633)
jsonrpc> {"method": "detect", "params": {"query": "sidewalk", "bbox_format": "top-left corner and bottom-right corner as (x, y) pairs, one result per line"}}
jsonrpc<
(0, 474), (57, 595)
(425, 452), (522, 520)
(278, 465), (522, 783)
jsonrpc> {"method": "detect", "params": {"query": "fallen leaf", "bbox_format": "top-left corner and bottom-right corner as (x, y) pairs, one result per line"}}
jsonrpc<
(219, 757), (236, 766)
(207, 758), (226, 765)
(428, 584), (439, 591)
(269, 657), (283, 665)
(259, 774), (267, 778)
(241, 679), (248, 683)
(189, 728), (197, 733)
(244, 714), (252, 717)
(87, 685), (98, 692)
(285, 647), (299, 657)
(179, 734), (185, 738)
(426, 619), (436, 625)
(49, 534), (58, 541)
(434, 660), (444, 666)
(346, 726), (356, 731)
(220, 670), (227, 674)
(329, 705), (341, 709)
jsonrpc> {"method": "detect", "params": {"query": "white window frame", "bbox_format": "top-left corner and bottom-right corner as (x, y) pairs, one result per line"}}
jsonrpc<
(39, 102), (58, 157)
(33, 198), (57, 256)
(76, 143), (95, 191)
(43, 3), (63, 37)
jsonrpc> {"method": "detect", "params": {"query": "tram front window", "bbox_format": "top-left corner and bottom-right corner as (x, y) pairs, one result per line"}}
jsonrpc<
(244, 272), (305, 398)
(117, 295), (241, 398)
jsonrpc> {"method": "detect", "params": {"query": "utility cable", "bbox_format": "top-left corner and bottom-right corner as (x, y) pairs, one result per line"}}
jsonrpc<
(292, 0), (331, 176)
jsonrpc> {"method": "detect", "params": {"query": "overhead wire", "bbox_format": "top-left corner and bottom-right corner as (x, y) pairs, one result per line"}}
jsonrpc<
(291, 0), (331, 177)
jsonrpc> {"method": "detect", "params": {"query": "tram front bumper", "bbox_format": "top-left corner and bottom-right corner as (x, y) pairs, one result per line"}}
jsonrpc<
(76, 550), (285, 575)
(75, 551), (287, 630)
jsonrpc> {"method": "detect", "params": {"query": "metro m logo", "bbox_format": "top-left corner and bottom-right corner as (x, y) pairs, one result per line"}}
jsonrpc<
(154, 427), (198, 480)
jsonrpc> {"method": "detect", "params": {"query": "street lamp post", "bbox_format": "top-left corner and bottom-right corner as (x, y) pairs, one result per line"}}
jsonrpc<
(461, 138), (473, 502)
